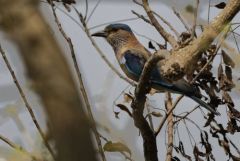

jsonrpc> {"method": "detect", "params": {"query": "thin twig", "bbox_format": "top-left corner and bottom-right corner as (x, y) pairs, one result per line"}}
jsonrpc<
(191, 0), (199, 38)
(84, 0), (88, 20)
(142, 0), (179, 49)
(165, 92), (174, 161)
(132, 10), (151, 24)
(132, 29), (159, 44)
(172, 7), (191, 32)
(152, 10), (180, 37)
(0, 134), (43, 161)
(155, 95), (183, 136)
(86, 0), (102, 23)
(230, 27), (240, 54)
(132, 0), (143, 6)
(173, 105), (199, 124)
(49, 4), (106, 161)
(89, 17), (141, 30)
(208, 0), (211, 24)
(0, 44), (56, 160)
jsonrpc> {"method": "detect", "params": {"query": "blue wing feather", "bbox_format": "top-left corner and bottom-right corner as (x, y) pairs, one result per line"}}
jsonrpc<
(122, 51), (145, 80)
(122, 50), (173, 88)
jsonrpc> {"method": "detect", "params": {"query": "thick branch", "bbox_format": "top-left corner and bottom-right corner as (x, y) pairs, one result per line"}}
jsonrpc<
(51, 4), (106, 161)
(159, 0), (240, 81)
(0, 0), (96, 161)
(131, 53), (165, 161)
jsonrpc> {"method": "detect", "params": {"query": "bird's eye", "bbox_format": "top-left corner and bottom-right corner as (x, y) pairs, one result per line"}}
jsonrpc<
(111, 28), (119, 32)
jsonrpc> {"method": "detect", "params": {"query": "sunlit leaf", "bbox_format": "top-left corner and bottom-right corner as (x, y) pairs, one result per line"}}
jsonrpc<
(151, 111), (163, 117)
(103, 141), (131, 156)
(123, 93), (133, 103)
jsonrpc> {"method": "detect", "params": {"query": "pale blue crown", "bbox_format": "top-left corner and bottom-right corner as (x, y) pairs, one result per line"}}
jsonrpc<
(105, 23), (132, 33)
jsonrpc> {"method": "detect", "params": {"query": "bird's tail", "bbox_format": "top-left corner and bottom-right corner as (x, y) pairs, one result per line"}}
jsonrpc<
(190, 96), (220, 115)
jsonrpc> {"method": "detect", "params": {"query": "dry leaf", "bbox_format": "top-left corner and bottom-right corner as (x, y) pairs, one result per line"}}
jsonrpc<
(114, 112), (120, 119)
(222, 50), (235, 68)
(151, 111), (163, 117)
(214, 2), (226, 9)
(123, 93), (133, 103)
(116, 104), (132, 117)
(103, 141), (131, 156)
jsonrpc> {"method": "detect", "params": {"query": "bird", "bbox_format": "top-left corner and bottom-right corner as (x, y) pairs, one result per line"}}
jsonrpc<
(92, 23), (220, 115)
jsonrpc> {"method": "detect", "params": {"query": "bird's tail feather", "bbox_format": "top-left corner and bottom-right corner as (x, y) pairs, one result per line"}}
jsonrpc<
(190, 96), (220, 115)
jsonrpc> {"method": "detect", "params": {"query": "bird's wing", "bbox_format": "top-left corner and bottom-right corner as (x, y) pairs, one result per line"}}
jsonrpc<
(172, 79), (199, 96)
(119, 50), (147, 81)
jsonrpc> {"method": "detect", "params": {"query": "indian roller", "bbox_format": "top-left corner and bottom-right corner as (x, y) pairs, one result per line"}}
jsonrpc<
(92, 23), (219, 115)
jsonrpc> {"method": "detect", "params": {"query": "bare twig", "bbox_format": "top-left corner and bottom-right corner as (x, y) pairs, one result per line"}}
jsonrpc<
(172, 7), (191, 32)
(89, 17), (141, 30)
(0, 44), (56, 160)
(173, 105), (199, 124)
(132, 10), (151, 24)
(152, 10), (180, 37)
(208, 0), (211, 24)
(191, 0), (199, 38)
(165, 92), (174, 161)
(132, 0), (143, 6)
(0, 134), (42, 161)
(86, 0), (102, 23)
(132, 29), (159, 44)
(230, 27), (240, 54)
(50, 4), (106, 161)
(142, 0), (179, 49)
(83, 0), (88, 20)
(155, 95), (183, 136)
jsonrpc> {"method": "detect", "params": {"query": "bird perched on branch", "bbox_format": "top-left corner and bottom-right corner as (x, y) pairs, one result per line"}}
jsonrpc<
(92, 23), (219, 115)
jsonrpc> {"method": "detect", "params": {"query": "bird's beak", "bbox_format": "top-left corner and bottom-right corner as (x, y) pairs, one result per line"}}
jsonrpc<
(91, 30), (107, 38)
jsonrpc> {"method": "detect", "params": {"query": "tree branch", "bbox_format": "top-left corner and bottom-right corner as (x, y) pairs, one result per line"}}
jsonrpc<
(142, 0), (179, 49)
(0, 0), (97, 161)
(159, 0), (240, 81)
(0, 43), (55, 160)
(131, 52), (165, 161)
(50, 4), (106, 161)
(165, 92), (174, 161)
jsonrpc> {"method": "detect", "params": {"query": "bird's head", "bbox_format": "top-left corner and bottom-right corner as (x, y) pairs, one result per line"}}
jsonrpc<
(92, 24), (135, 51)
